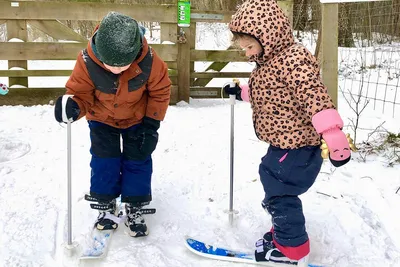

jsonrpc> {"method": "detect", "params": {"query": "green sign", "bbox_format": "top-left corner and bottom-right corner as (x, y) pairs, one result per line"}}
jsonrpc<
(178, 1), (191, 27)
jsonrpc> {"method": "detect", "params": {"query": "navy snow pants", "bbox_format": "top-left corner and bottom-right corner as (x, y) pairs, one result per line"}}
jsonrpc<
(88, 121), (152, 204)
(259, 145), (323, 247)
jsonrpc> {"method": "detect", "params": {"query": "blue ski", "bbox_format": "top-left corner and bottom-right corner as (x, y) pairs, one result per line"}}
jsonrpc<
(185, 237), (326, 267)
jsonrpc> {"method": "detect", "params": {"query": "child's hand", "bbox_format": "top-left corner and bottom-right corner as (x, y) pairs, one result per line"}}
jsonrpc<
(312, 109), (356, 167)
(54, 95), (80, 123)
(223, 82), (250, 102)
(223, 82), (242, 99)
(320, 132), (357, 166)
(320, 129), (352, 167)
(135, 117), (160, 158)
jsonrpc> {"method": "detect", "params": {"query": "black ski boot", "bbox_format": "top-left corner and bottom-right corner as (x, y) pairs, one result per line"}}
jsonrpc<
(254, 232), (309, 266)
(94, 199), (119, 230)
(125, 203), (154, 237)
(85, 194), (121, 230)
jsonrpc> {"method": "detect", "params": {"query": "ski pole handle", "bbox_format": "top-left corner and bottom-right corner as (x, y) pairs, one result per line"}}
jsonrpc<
(222, 82), (237, 105)
(230, 79), (241, 105)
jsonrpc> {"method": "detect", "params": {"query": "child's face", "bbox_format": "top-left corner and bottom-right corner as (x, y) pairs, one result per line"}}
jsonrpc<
(239, 37), (263, 57)
(103, 63), (131, 74)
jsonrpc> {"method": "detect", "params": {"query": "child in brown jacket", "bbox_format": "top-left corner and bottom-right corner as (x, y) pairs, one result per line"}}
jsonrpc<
(54, 11), (171, 237)
(224, 0), (354, 265)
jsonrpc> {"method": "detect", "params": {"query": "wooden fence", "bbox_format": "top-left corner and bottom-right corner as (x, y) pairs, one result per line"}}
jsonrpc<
(0, 0), (342, 107)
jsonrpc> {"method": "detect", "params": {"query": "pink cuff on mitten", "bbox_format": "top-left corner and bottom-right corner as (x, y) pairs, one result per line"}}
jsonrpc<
(312, 108), (343, 134)
(240, 84), (250, 102)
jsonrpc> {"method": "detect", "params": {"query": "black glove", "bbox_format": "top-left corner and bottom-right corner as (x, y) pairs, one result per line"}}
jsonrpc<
(223, 83), (243, 101)
(135, 117), (160, 158)
(54, 96), (80, 123)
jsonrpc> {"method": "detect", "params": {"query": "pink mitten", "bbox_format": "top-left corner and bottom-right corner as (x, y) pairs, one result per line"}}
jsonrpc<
(239, 84), (250, 102)
(312, 109), (352, 167)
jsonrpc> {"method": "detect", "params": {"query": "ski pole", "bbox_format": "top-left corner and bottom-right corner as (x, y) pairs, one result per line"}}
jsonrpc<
(223, 80), (239, 225)
(67, 120), (72, 246)
(229, 92), (235, 224)
(61, 95), (78, 256)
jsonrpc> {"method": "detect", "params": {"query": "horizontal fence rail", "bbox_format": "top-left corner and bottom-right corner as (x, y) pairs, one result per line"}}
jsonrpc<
(0, 43), (179, 61)
(4, 0), (397, 118)
(0, 2), (177, 23)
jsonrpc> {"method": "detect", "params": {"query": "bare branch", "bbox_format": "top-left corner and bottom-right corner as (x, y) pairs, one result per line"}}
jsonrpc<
(317, 191), (338, 199)
(364, 121), (386, 142)
(360, 176), (373, 180)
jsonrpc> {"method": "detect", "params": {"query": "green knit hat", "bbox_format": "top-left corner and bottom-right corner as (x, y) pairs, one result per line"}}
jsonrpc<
(95, 11), (142, 67)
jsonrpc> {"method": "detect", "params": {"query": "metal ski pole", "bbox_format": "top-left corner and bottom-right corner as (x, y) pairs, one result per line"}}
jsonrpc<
(223, 81), (239, 225)
(61, 95), (78, 256)
(229, 92), (235, 224)
(67, 119), (72, 246)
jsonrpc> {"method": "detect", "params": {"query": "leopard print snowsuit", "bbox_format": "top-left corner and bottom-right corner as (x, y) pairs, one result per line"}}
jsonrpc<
(229, 0), (336, 149)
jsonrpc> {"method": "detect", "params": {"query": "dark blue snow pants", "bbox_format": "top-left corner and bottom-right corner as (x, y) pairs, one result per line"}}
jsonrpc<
(88, 121), (152, 205)
(259, 145), (323, 247)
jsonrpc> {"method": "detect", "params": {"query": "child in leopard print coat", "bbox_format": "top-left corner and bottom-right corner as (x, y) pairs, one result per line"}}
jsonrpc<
(223, 0), (353, 266)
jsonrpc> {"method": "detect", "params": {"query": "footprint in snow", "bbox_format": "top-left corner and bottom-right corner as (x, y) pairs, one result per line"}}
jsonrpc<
(0, 138), (31, 163)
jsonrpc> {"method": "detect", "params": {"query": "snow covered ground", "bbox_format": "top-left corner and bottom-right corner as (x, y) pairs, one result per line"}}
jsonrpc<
(1, 95), (400, 267)
(0, 23), (400, 267)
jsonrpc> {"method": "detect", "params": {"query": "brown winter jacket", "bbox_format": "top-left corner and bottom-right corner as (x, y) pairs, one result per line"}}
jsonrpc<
(65, 27), (171, 129)
(229, 0), (336, 149)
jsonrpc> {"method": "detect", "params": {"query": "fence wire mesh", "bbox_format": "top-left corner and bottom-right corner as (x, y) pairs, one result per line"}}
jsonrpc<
(294, 0), (400, 117)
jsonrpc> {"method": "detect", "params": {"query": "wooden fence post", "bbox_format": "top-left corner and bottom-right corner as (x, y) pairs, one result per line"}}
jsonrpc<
(160, 22), (179, 104)
(321, 3), (338, 106)
(189, 23), (196, 86)
(278, 0), (294, 26)
(177, 27), (191, 103)
(6, 20), (28, 88)
(160, 22), (177, 43)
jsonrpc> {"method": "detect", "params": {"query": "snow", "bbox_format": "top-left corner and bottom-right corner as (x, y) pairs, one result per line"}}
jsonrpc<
(9, 85), (27, 88)
(1, 97), (400, 267)
(0, 23), (400, 267)
(8, 38), (24, 43)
